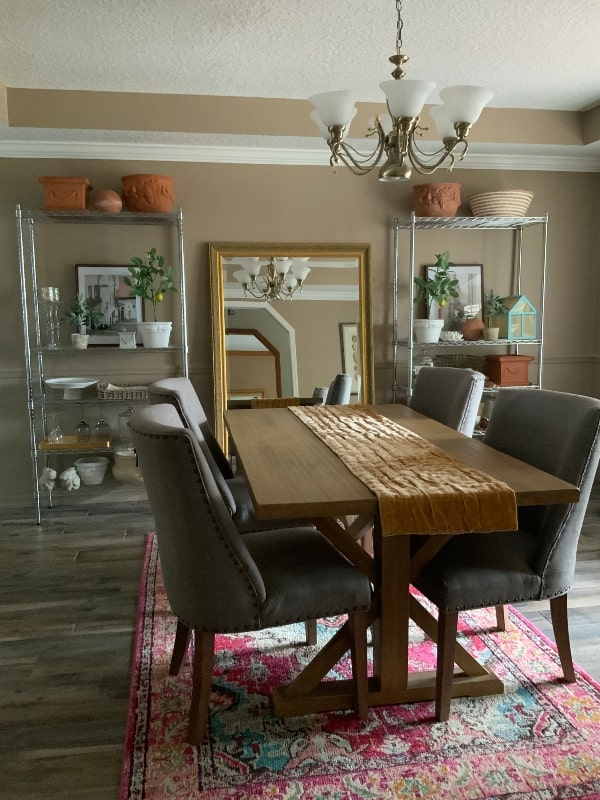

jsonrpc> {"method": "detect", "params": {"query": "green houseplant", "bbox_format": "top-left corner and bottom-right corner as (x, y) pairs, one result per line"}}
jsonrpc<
(413, 251), (460, 343)
(63, 295), (104, 347)
(484, 289), (505, 325)
(483, 289), (505, 339)
(124, 248), (176, 347)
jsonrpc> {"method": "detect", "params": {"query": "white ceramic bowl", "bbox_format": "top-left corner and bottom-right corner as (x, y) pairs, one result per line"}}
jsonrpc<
(468, 190), (534, 217)
(74, 456), (109, 485)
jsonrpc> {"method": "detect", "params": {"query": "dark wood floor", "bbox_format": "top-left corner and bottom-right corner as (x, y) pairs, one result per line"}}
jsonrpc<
(2, 483), (600, 800)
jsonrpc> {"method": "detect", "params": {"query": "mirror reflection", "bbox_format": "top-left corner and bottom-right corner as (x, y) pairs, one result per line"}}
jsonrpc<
(209, 243), (373, 447)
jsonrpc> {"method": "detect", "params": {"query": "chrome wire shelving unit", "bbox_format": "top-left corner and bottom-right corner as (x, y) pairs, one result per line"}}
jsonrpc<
(391, 212), (549, 410)
(16, 205), (188, 523)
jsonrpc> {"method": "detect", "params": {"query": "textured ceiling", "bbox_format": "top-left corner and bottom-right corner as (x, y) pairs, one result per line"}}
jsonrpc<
(1, 0), (599, 112)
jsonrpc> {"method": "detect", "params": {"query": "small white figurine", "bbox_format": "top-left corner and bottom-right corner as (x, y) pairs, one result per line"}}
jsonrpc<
(59, 466), (81, 491)
(38, 467), (57, 493)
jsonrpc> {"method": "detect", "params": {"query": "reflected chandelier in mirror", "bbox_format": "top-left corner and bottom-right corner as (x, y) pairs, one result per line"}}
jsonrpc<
(209, 242), (374, 449)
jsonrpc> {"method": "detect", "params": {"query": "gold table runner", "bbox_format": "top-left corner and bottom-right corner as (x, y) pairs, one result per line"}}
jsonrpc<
(290, 405), (518, 536)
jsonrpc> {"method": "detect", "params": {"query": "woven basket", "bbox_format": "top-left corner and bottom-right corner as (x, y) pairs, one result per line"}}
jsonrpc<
(96, 382), (149, 401)
(433, 354), (486, 372)
(468, 190), (534, 217)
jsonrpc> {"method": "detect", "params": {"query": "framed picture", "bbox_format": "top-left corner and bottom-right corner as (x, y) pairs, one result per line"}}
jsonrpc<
(339, 322), (361, 396)
(425, 263), (483, 328)
(76, 265), (143, 346)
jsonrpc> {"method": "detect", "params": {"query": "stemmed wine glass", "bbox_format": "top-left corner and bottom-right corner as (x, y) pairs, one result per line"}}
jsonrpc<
(75, 405), (91, 442)
(94, 405), (111, 443)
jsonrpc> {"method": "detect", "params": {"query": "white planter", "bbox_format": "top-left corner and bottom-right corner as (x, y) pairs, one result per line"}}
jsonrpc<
(413, 319), (444, 344)
(74, 456), (109, 485)
(483, 326), (500, 341)
(71, 333), (89, 349)
(137, 321), (172, 348)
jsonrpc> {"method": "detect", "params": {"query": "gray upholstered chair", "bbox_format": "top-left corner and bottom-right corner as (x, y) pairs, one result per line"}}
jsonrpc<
(412, 388), (600, 721)
(148, 377), (318, 643)
(326, 373), (353, 405)
(409, 367), (485, 436)
(129, 404), (372, 743)
(148, 377), (297, 532)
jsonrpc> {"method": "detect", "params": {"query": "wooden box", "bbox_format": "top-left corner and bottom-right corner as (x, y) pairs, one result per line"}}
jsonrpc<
(39, 176), (92, 211)
(484, 354), (533, 386)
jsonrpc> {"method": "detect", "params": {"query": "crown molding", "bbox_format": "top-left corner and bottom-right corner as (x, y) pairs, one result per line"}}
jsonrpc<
(1, 137), (599, 172)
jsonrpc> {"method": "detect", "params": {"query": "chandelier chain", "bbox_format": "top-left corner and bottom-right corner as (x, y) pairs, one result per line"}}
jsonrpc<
(395, 0), (403, 55)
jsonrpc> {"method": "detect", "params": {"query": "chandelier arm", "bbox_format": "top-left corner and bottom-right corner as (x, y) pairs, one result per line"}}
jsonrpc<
(407, 144), (455, 175)
(330, 139), (388, 176)
(340, 138), (387, 166)
(244, 286), (270, 300)
(411, 139), (453, 161)
(332, 149), (377, 176)
(241, 272), (305, 301)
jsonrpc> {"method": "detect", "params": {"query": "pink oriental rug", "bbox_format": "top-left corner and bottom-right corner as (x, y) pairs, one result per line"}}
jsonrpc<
(120, 534), (600, 799)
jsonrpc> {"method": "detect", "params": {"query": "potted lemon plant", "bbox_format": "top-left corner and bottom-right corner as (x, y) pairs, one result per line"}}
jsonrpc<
(124, 248), (176, 347)
(413, 251), (459, 343)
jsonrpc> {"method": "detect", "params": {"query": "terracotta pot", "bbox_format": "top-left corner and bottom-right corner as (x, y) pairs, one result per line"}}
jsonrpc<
(121, 174), (174, 212)
(461, 317), (485, 340)
(39, 176), (92, 211)
(412, 182), (461, 217)
(93, 189), (122, 213)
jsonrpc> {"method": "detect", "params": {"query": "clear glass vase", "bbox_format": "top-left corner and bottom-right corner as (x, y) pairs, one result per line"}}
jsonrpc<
(40, 287), (60, 348)
(118, 407), (135, 451)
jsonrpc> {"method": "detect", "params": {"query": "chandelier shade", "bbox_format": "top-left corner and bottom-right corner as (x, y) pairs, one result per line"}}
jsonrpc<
(308, 90), (357, 128)
(379, 79), (435, 118)
(309, 0), (492, 181)
(438, 85), (494, 126)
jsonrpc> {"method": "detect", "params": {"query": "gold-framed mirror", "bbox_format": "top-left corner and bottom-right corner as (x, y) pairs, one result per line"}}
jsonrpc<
(209, 242), (374, 448)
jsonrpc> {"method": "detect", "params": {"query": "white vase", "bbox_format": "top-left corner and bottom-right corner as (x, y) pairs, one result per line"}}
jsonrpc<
(413, 319), (444, 344)
(137, 321), (172, 348)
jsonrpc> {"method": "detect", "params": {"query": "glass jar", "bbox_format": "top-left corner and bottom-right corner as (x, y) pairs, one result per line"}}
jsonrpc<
(47, 412), (64, 443)
(118, 407), (135, 450)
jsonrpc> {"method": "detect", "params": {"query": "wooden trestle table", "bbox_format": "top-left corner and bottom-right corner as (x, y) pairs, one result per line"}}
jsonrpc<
(224, 403), (580, 718)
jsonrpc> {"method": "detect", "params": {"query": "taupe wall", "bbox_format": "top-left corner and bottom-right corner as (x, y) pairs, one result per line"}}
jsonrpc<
(1, 156), (599, 509)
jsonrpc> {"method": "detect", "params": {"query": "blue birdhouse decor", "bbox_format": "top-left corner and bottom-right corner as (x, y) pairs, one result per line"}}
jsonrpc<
(488, 294), (537, 340)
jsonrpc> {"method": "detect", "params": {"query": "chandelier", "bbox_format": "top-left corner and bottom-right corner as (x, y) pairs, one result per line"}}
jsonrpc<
(233, 257), (311, 301)
(308, 0), (493, 181)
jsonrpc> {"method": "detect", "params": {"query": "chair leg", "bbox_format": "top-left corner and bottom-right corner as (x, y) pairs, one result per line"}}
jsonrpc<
(435, 611), (459, 722)
(305, 619), (318, 646)
(348, 610), (369, 719)
(169, 619), (193, 675)
(550, 594), (576, 682)
(188, 630), (215, 745)
(495, 604), (507, 632)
